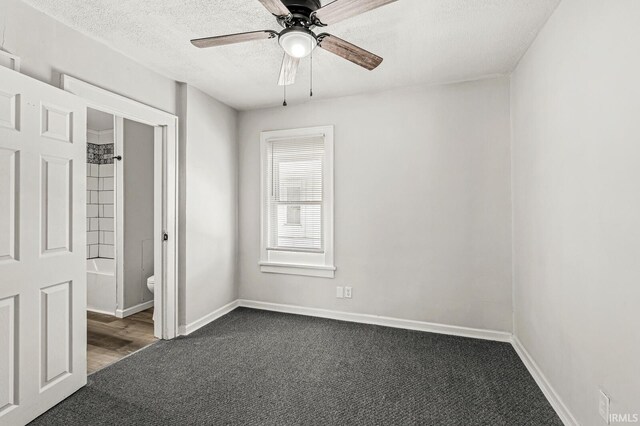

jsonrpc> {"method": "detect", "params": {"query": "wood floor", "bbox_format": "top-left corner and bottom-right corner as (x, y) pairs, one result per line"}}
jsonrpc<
(87, 308), (157, 374)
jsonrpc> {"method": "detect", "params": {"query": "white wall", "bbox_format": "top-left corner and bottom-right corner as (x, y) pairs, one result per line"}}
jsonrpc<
(122, 119), (155, 310)
(511, 0), (640, 424)
(179, 85), (238, 327)
(238, 78), (513, 332)
(0, 0), (176, 114)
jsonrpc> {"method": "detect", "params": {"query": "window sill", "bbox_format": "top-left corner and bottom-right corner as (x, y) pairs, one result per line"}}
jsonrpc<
(259, 262), (336, 278)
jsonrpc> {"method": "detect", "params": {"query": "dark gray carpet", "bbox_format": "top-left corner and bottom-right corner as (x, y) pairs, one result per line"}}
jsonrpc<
(31, 308), (561, 425)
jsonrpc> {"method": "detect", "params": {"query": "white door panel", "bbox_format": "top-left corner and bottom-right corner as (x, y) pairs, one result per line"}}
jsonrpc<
(0, 295), (17, 413)
(0, 147), (18, 261)
(0, 90), (18, 130)
(41, 155), (72, 254)
(0, 66), (87, 425)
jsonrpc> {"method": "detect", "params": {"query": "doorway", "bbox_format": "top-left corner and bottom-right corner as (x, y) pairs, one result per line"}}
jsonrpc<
(63, 74), (179, 340)
(85, 108), (158, 373)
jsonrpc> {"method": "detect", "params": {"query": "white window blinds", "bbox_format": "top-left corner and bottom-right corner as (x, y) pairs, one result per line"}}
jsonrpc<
(265, 135), (324, 252)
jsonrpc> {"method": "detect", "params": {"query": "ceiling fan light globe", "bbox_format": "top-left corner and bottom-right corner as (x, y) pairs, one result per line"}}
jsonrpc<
(279, 28), (317, 59)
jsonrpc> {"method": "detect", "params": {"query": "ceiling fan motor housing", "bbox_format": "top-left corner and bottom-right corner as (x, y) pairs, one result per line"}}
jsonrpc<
(282, 0), (321, 14)
(278, 0), (322, 28)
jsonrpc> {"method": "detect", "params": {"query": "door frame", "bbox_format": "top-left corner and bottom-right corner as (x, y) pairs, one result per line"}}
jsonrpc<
(62, 75), (179, 339)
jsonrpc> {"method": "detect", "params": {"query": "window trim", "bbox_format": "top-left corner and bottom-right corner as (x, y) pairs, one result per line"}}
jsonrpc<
(260, 125), (335, 278)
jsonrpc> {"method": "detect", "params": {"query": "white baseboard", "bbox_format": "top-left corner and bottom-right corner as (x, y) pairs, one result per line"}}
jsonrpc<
(511, 337), (578, 426)
(178, 300), (240, 336)
(87, 307), (115, 316)
(237, 299), (512, 342)
(115, 300), (154, 318)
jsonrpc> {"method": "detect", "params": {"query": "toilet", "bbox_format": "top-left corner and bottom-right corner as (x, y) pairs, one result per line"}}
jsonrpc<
(146, 275), (156, 322)
(146, 275), (155, 294)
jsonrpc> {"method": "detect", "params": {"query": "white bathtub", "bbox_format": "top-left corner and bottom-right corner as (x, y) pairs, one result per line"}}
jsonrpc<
(87, 258), (117, 315)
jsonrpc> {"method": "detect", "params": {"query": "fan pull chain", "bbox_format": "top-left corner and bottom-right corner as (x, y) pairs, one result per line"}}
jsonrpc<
(310, 50), (314, 97)
(283, 84), (287, 107)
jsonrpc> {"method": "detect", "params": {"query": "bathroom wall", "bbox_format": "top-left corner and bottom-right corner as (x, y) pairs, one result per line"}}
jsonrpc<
(122, 119), (155, 310)
(86, 130), (115, 259)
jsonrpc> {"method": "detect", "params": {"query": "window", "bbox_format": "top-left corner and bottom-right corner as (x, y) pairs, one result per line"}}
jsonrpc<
(260, 126), (335, 278)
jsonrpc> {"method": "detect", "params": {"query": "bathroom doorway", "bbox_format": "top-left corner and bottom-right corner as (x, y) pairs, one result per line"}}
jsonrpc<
(85, 108), (158, 373)
(64, 74), (179, 341)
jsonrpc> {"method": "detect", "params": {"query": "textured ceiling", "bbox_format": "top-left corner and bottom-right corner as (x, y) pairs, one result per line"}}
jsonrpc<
(22, 0), (560, 110)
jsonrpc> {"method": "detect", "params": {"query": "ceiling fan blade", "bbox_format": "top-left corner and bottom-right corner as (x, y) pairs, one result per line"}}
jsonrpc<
(317, 34), (383, 70)
(313, 0), (398, 26)
(278, 54), (300, 86)
(191, 30), (278, 48)
(258, 0), (291, 17)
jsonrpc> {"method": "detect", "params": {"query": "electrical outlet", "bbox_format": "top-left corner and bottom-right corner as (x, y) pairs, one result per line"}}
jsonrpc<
(336, 286), (344, 299)
(344, 287), (352, 299)
(599, 390), (610, 424)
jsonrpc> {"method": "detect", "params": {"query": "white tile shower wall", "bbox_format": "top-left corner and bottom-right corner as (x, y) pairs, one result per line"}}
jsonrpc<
(86, 162), (100, 258)
(86, 130), (115, 259)
(97, 163), (115, 258)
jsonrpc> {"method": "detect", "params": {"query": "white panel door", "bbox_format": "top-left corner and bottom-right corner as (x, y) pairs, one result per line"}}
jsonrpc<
(0, 66), (87, 425)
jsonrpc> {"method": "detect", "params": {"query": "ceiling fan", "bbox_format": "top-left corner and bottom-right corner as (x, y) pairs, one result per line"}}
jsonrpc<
(191, 0), (398, 89)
